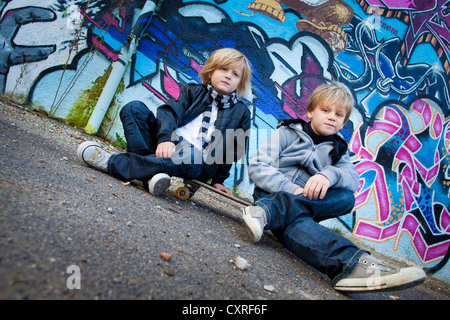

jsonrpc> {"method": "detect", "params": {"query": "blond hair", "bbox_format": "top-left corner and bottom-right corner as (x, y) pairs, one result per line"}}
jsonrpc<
(307, 82), (354, 123)
(199, 48), (252, 97)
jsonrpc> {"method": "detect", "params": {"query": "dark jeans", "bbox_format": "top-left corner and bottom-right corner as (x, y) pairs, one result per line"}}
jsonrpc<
(253, 187), (367, 285)
(108, 101), (213, 182)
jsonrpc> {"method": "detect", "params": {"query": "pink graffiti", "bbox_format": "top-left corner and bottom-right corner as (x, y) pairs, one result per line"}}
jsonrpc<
(279, 49), (324, 120)
(142, 82), (168, 103)
(351, 98), (450, 263)
(364, 0), (435, 11)
(350, 129), (373, 160)
(81, 6), (126, 32)
(81, 6), (128, 61)
(91, 37), (119, 61)
(353, 160), (395, 237)
(163, 74), (181, 100)
(399, 209), (450, 263)
(354, 163), (450, 263)
(102, 7), (126, 33)
(396, 147), (419, 194)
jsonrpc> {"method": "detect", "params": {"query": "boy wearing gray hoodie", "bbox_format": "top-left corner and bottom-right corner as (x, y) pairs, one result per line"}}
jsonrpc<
(243, 82), (426, 292)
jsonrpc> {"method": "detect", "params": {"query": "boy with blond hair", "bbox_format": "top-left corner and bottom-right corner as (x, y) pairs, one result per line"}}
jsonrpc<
(243, 82), (426, 292)
(77, 48), (252, 195)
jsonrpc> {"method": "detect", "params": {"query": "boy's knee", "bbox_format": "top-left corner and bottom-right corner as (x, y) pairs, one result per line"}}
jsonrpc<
(327, 188), (355, 212)
(336, 189), (355, 202)
(120, 100), (149, 120)
(272, 190), (298, 200)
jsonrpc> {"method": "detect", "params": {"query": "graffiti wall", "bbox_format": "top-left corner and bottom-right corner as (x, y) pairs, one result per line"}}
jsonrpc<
(1, 0), (449, 283)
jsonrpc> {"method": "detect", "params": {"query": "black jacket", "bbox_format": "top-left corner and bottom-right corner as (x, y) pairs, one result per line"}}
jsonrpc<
(156, 84), (251, 185)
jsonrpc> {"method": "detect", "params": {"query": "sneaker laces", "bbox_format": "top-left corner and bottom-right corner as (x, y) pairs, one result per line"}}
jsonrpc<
(356, 255), (394, 276)
(85, 146), (109, 171)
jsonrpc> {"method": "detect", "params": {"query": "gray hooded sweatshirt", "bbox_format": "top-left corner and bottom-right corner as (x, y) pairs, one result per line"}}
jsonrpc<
(249, 122), (360, 194)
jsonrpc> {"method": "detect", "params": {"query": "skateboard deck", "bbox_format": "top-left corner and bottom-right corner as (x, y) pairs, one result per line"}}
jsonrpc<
(175, 179), (252, 206)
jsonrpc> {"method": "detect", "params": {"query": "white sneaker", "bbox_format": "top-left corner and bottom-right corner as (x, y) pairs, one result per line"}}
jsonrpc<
(242, 206), (267, 242)
(77, 141), (111, 172)
(334, 254), (426, 292)
(148, 173), (171, 196)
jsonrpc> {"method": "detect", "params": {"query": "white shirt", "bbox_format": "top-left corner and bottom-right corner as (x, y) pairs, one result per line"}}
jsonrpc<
(175, 102), (219, 153)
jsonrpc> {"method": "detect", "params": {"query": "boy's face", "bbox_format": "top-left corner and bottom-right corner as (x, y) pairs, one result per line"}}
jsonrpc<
(307, 102), (347, 136)
(210, 63), (244, 96)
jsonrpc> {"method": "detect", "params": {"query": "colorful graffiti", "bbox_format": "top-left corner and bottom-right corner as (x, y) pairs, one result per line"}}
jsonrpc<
(349, 99), (450, 268)
(0, 1), (56, 92)
(1, 0), (449, 282)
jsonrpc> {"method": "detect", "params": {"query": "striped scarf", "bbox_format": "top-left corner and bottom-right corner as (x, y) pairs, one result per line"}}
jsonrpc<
(199, 84), (238, 149)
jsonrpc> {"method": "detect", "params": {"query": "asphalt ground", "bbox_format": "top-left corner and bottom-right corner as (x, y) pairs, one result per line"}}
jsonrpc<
(0, 99), (449, 309)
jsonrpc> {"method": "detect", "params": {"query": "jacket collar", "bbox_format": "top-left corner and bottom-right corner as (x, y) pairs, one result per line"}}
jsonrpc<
(278, 118), (349, 164)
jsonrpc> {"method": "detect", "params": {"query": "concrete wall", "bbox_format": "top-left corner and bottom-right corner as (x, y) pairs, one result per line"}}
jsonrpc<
(1, 0), (449, 283)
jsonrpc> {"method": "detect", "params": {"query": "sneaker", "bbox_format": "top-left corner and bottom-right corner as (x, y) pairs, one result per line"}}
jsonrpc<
(334, 254), (426, 292)
(242, 206), (267, 242)
(77, 141), (111, 172)
(148, 173), (171, 196)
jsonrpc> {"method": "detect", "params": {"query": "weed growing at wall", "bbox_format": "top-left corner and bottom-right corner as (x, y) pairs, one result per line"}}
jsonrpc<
(66, 65), (124, 130)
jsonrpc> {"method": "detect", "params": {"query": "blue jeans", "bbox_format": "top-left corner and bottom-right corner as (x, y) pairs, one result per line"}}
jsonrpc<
(253, 188), (368, 285)
(108, 101), (214, 182)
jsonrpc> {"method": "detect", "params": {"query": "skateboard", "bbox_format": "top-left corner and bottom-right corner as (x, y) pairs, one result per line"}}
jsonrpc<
(175, 179), (252, 206)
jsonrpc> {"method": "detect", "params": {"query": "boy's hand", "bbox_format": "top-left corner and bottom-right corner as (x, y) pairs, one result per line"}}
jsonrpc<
(303, 174), (330, 200)
(156, 141), (175, 158)
(213, 183), (233, 195)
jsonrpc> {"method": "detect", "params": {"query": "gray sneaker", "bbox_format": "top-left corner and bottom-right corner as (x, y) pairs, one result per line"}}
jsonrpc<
(77, 141), (111, 172)
(334, 254), (426, 292)
(148, 173), (171, 196)
(242, 206), (267, 242)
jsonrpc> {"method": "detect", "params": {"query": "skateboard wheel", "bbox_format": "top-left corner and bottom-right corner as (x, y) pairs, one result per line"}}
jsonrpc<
(176, 187), (190, 201)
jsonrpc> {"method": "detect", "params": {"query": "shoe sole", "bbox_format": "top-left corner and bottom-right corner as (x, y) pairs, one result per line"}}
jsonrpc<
(242, 207), (262, 243)
(334, 266), (426, 292)
(148, 173), (171, 196)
